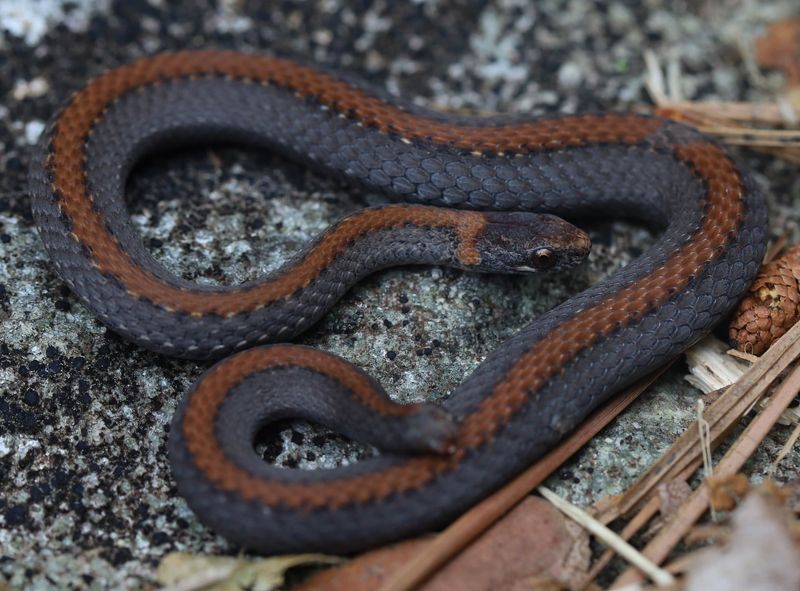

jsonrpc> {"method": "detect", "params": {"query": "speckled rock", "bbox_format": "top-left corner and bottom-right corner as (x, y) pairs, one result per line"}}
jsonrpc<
(1, 1), (798, 589)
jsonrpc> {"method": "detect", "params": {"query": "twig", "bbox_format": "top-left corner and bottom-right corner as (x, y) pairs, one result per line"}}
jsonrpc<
(694, 126), (800, 144)
(684, 337), (748, 394)
(376, 368), (667, 591)
(538, 486), (675, 587)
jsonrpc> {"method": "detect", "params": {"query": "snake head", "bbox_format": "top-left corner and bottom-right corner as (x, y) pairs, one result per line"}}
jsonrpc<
(464, 212), (590, 273)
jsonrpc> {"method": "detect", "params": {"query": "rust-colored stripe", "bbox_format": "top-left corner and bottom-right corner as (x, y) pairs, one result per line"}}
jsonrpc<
(186, 346), (419, 420)
(182, 346), (458, 509)
(49, 50), (660, 317)
(182, 140), (746, 510)
(457, 143), (745, 447)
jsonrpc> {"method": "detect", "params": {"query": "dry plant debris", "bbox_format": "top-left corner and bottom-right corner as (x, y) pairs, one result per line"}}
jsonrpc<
(683, 337), (749, 393)
(612, 321), (800, 588)
(294, 497), (589, 591)
(644, 17), (800, 164)
(684, 488), (800, 591)
(156, 552), (340, 591)
(684, 336), (799, 428)
(591, 484), (800, 591)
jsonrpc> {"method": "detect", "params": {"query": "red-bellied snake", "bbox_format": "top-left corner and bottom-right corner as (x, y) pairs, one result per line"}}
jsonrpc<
(28, 50), (768, 553)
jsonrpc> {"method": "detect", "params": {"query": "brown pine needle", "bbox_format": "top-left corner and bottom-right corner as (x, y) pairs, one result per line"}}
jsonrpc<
(654, 99), (798, 126)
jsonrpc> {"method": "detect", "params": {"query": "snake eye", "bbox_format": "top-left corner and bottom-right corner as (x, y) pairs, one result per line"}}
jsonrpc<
(531, 247), (556, 270)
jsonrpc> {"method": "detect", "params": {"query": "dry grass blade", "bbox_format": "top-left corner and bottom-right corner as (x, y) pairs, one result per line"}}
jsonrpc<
(612, 324), (800, 588)
(376, 368), (668, 591)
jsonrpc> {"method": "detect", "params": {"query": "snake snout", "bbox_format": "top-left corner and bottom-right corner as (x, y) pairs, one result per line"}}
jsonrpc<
(474, 211), (590, 274)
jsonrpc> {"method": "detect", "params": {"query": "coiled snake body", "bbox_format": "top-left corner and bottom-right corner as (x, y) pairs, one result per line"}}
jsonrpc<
(29, 51), (768, 553)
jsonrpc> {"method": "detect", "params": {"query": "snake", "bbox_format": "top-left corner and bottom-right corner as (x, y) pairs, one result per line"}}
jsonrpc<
(28, 50), (768, 554)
